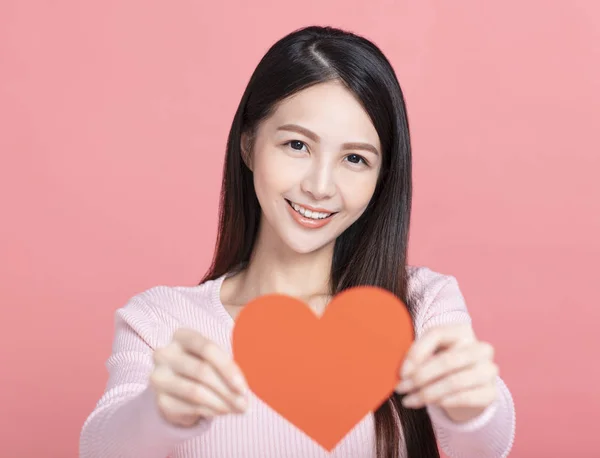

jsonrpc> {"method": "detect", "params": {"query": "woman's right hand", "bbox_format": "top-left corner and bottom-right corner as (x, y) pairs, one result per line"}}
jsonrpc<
(150, 328), (249, 427)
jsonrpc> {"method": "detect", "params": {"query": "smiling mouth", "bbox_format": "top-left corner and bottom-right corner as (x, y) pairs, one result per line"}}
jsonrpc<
(285, 199), (337, 220)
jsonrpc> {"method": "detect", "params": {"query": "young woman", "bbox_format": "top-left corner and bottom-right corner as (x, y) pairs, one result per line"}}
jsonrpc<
(80, 26), (515, 458)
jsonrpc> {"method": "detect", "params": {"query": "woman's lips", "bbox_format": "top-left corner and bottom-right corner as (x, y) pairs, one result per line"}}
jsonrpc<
(285, 199), (336, 229)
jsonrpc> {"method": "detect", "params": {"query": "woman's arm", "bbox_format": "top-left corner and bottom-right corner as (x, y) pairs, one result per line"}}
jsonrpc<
(410, 271), (516, 458)
(426, 375), (515, 458)
(79, 292), (212, 458)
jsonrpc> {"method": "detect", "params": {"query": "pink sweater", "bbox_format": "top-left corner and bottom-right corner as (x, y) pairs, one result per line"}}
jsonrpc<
(80, 266), (516, 458)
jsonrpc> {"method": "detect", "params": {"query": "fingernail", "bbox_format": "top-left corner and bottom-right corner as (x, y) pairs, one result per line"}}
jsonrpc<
(402, 394), (420, 407)
(232, 375), (247, 393)
(235, 395), (248, 411)
(401, 360), (414, 378)
(396, 379), (413, 393)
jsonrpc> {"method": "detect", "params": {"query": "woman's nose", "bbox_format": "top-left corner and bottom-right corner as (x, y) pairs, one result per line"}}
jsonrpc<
(300, 162), (336, 201)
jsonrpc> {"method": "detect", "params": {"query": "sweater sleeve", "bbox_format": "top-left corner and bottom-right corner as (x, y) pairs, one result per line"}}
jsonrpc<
(414, 273), (516, 458)
(79, 292), (213, 458)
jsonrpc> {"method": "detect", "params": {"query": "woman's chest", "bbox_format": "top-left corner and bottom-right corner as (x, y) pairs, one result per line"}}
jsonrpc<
(172, 394), (378, 458)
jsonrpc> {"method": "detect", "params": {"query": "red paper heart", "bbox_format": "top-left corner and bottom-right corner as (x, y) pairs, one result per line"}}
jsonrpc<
(232, 286), (414, 450)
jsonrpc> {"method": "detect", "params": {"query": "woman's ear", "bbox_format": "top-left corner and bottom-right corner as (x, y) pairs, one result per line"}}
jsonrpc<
(240, 132), (253, 171)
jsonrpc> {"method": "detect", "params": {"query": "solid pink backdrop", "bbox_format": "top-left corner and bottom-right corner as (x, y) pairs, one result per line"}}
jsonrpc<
(1, 0), (598, 456)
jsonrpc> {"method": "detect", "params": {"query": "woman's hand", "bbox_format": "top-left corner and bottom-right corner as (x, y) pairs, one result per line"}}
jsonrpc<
(395, 323), (499, 423)
(150, 328), (249, 427)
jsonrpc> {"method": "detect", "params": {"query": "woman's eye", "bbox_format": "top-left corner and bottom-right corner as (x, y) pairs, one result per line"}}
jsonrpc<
(346, 154), (367, 165)
(287, 140), (307, 151)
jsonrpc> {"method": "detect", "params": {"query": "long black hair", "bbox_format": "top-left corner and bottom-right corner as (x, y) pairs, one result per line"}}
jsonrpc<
(201, 25), (440, 458)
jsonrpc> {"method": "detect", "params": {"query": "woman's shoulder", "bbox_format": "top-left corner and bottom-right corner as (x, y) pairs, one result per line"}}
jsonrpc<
(406, 264), (460, 305)
(131, 275), (224, 314)
(114, 275), (230, 349)
(406, 265), (472, 336)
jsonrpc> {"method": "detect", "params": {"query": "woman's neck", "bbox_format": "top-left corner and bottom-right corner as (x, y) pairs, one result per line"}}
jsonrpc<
(220, 220), (334, 313)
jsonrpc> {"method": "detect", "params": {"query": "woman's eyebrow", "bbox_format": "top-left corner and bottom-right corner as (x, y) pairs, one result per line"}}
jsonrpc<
(276, 124), (379, 156)
(277, 124), (319, 142)
(341, 142), (379, 157)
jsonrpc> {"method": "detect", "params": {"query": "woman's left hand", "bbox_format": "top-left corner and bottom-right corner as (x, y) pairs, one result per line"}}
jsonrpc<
(395, 323), (499, 423)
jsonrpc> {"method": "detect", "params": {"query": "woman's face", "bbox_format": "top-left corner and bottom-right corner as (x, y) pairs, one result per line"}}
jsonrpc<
(246, 80), (382, 255)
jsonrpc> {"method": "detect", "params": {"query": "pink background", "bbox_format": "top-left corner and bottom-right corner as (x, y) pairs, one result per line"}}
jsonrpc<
(1, 0), (599, 456)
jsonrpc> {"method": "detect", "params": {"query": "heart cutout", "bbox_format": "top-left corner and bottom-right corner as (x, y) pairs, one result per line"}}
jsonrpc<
(232, 286), (414, 451)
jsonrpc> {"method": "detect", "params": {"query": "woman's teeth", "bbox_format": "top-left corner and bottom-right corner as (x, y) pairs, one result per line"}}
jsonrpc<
(290, 201), (332, 220)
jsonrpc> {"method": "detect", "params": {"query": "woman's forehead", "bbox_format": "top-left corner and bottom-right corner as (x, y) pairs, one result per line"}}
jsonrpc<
(263, 82), (380, 147)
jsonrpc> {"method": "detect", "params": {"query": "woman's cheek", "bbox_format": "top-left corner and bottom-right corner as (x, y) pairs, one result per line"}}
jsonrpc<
(254, 148), (303, 189)
(269, 150), (308, 180)
(338, 171), (378, 206)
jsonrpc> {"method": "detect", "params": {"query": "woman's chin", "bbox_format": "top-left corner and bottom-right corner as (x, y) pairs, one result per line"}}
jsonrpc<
(282, 236), (335, 256)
